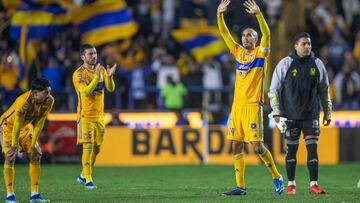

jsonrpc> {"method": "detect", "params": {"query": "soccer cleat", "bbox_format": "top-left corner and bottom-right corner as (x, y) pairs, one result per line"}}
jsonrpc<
(5, 194), (18, 203)
(273, 174), (284, 196)
(222, 187), (247, 196)
(309, 184), (326, 194)
(30, 194), (50, 202)
(76, 175), (86, 185)
(85, 182), (97, 189)
(286, 185), (296, 195)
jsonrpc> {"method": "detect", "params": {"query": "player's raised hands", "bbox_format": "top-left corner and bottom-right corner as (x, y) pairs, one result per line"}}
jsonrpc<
(217, 0), (231, 14)
(107, 64), (117, 77)
(94, 63), (101, 76)
(244, 0), (260, 14)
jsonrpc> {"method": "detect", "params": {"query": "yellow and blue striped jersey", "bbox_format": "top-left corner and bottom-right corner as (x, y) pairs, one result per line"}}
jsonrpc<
(217, 12), (270, 104)
(0, 91), (53, 129)
(72, 65), (115, 122)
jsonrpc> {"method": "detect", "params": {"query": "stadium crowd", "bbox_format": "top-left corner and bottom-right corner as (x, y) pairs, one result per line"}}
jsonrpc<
(0, 0), (359, 119)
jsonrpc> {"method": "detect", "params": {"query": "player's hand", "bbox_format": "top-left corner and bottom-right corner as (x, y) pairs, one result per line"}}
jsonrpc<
(323, 117), (331, 126)
(274, 116), (287, 133)
(274, 116), (280, 123)
(217, 0), (231, 14)
(323, 111), (331, 126)
(106, 64), (117, 77)
(94, 63), (101, 76)
(6, 146), (18, 160)
(244, 0), (261, 14)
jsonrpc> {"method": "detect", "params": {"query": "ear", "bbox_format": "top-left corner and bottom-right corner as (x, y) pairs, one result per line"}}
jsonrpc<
(80, 55), (85, 61)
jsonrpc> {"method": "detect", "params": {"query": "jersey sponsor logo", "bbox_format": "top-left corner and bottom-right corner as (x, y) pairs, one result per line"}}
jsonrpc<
(253, 134), (257, 138)
(292, 68), (297, 77)
(310, 67), (316, 76)
(250, 123), (257, 132)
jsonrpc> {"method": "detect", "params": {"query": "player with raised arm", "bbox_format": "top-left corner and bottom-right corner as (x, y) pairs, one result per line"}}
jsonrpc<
(73, 44), (116, 189)
(217, 0), (283, 196)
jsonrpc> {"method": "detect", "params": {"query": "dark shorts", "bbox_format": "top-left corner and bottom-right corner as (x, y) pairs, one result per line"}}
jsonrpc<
(284, 119), (320, 142)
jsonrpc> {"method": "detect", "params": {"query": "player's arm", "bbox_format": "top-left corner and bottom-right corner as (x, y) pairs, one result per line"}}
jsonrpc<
(244, 0), (270, 49)
(73, 64), (101, 96)
(217, 0), (238, 52)
(30, 97), (54, 149)
(103, 64), (117, 92)
(316, 59), (332, 126)
(11, 101), (27, 148)
(268, 57), (292, 118)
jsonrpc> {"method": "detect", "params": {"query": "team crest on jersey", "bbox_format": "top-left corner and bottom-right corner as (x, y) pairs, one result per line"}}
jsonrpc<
(292, 68), (297, 76)
(310, 67), (316, 76)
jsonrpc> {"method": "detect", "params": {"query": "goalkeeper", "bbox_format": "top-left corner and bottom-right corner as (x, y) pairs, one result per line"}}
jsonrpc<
(268, 32), (332, 195)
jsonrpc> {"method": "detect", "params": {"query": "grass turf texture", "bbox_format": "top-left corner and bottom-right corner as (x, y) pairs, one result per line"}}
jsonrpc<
(1, 163), (359, 202)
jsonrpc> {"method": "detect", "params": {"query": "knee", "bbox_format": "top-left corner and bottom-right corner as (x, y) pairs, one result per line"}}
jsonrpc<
(232, 141), (243, 154)
(83, 143), (94, 150)
(286, 142), (299, 156)
(93, 146), (101, 156)
(253, 143), (265, 155)
(30, 152), (42, 164)
(4, 155), (15, 165)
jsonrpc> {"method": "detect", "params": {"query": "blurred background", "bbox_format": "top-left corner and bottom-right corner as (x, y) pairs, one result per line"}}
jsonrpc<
(0, 0), (359, 166)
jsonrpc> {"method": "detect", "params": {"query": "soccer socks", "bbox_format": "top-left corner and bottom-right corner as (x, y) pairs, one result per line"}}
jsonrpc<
(259, 147), (280, 179)
(82, 144), (93, 183)
(306, 143), (318, 182)
(286, 143), (299, 181)
(90, 146), (100, 167)
(4, 163), (15, 194)
(29, 163), (40, 192)
(233, 153), (245, 188)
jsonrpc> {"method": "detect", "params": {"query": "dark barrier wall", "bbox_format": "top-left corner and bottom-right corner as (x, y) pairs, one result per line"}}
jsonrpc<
(340, 128), (360, 162)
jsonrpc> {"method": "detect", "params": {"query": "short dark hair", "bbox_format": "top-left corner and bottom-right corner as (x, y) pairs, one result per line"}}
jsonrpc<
(31, 78), (51, 91)
(80, 44), (95, 55)
(293, 32), (310, 44)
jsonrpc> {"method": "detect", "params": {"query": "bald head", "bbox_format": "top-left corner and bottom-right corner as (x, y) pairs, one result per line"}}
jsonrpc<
(242, 28), (258, 50)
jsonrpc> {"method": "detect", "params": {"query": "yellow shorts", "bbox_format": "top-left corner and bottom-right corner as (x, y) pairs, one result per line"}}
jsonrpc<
(0, 124), (38, 154)
(227, 104), (264, 143)
(77, 119), (105, 145)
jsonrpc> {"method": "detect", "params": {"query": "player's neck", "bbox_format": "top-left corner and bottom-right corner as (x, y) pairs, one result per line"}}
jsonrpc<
(83, 63), (94, 71)
(245, 47), (254, 54)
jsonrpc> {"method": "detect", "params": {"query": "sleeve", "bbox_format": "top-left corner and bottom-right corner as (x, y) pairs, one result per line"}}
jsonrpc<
(11, 99), (27, 147)
(217, 13), (240, 54)
(72, 69), (100, 97)
(102, 67), (115, 92)
(31, 97), (54, 149)
(316, 59), (332, 119)
(268, 57), (290, 117)
(256, 13), (270, 52)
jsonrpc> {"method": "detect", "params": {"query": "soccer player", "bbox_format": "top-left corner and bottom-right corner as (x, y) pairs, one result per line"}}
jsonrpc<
(73, 44), (116, 189)
(0, 78), (53, 203)
(217, 0), (284, 196)
(268, 32), (332, 195)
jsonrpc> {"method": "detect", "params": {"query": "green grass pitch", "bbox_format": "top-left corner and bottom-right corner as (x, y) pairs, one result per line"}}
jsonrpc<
(1, 163), (359, 202)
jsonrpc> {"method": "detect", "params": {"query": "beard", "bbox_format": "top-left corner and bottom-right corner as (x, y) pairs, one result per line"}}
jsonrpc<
(86, 58), (97, 66)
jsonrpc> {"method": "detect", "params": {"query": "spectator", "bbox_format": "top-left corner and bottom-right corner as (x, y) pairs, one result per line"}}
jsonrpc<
(161, 76), (187, 111)
(334, 63), (360, 109)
